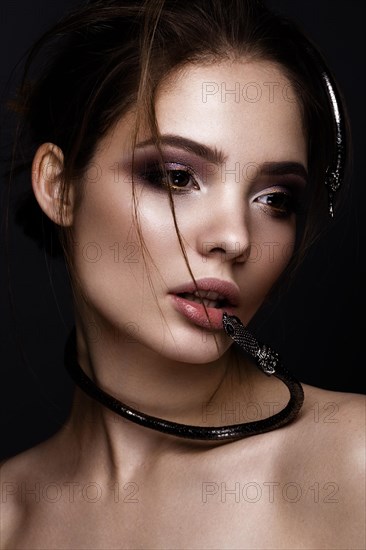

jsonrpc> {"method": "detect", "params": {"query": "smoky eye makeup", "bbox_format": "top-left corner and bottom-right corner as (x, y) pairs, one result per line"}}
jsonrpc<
(256, 190), (299, 218)
(126, 147), (208, 193)
(136, 161), (200, 193)
(253, 180), (307, 218)
(123, 144), (308, 218)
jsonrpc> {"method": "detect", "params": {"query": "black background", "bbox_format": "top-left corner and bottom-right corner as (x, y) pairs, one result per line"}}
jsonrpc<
(1, 0), (365, 461)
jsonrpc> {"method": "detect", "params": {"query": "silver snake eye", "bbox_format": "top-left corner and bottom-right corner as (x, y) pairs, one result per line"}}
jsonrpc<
(222, 312), (236, 337)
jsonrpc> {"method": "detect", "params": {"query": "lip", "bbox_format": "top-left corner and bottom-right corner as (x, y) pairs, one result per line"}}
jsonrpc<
(169, 277), (240, 330)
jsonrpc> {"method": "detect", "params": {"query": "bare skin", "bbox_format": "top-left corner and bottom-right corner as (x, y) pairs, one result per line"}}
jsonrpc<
(1, 382), (365, 549)
(1, 61), (365, 549)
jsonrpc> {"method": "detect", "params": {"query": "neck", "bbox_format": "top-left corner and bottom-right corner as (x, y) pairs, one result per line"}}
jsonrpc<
(75, 321), (242, 423)
(60, 316), (294, 480)
(60, 318), (255, 474)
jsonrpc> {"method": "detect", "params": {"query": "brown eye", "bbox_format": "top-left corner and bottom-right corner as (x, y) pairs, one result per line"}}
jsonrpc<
(140, 164), (199, 193)
(256, 192), (296, 217)
(167, 170), (192, 188)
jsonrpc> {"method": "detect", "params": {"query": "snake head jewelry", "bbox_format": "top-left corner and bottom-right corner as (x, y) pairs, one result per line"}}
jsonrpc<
(222, 313), (243, 337)
(222, 312), (279, 375)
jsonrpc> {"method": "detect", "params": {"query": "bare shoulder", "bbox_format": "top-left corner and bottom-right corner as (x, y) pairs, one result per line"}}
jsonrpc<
(298, 385), (365, 545)
(301, 383), (365, 450)
(1, 452), (29, 548)
(0, 440), (56, 549)
(221, 384), (365, 548)
(228, 383), (365, 474)
(302, 384), (365, 487)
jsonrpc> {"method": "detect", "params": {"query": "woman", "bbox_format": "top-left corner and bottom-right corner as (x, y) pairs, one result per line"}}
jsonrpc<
(1, 1), (364, 548)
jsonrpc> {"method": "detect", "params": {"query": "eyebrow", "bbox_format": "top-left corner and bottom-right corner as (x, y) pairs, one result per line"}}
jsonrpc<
(135, 135), (227, 165)
(261, 162), (308, 185)
(135, 135), (308, 184)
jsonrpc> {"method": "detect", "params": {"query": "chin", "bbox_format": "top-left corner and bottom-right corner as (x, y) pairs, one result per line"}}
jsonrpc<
(156, 330), (231, 365)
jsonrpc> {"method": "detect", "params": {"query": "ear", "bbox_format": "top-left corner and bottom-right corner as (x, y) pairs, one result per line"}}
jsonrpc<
(31, 142), (75, 227)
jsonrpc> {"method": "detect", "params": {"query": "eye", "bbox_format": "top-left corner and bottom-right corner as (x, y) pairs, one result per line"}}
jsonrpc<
(167, 170), (193, 189)
(139, 163), (199, 193)
(255, 191), (298, 218)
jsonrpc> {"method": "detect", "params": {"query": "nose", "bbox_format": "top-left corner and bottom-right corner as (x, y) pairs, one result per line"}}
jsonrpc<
(196, 192), (251, 264)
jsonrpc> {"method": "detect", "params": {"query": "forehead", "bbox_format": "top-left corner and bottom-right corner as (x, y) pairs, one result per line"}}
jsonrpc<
(154, 60), (307, 166)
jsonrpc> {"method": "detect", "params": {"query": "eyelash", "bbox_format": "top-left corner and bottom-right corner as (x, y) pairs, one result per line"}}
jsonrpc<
(255, 191), (301, 218)
(138, 162), (302, 218)
(138, 163), (199, 193)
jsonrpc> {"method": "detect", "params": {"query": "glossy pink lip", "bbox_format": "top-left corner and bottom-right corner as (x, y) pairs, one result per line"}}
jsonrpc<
(170, 277), (240, 306)
(169, 277), (240, 330)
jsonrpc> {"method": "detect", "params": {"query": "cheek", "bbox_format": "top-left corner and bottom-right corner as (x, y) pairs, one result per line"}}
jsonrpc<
(253, 238), (294, 274)
(70, 183), (139, 299)
(69, 183), (181, 309)
(131, 190), (188, 263)
(254, 219), (295, 278)
(240, 221), (295, 318)
(250, 209), (296, 261)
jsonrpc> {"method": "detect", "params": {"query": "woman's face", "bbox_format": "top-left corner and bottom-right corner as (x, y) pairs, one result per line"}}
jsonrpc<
(71, 60), (307, 363)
